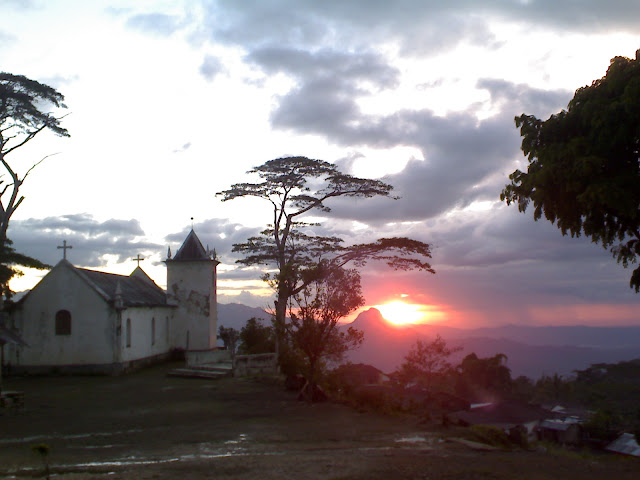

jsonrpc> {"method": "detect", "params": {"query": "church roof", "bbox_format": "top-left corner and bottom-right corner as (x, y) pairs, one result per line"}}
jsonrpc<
(171, 229), (210, 261)
(76, 266), (169, 307)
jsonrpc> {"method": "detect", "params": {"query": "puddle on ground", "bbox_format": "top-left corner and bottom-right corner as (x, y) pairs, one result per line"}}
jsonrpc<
(0, 429), (143, 445)
(395, 436), (428, 444)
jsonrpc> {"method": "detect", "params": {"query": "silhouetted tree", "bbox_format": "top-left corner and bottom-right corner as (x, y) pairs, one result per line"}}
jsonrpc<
(218, 326), (240, 364)
(288, 263), (364, 400)
(218, 156), (435, 359)
(397, 335), (461, 392)
(239, 317), (275, 354)
(0, 237), (48, 303)
(0, 73), (69, 241)
(501, 51), (640, 291)
(455, 353), (512, 401)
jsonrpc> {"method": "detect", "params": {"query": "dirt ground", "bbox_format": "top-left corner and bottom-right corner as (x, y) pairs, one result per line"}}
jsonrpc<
(1, 362), (639, 480)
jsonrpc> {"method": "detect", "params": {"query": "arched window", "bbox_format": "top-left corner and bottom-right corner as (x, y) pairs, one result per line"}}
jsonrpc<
(55, 310), (71, 335)
(151, 317), (156, 346)
(126, 318), (131, 348)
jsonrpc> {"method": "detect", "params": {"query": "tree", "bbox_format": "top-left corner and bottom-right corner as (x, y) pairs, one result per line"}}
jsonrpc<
(0, 73), (69, 241)
(501, 51), (640, 291)
(217, 156), (435, 354)
(455, 352), (512, 401)
(239, 317), (275, 354)
(0, 237), (48, 302)
(218, 326), (240, 365)
(287, 263), (365, 397)
(396, 334), (461, 391)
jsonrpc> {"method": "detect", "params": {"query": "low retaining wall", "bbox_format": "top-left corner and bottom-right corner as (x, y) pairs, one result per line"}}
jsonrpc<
(186, 348), (231, 367)
(234, 353), (278, 377)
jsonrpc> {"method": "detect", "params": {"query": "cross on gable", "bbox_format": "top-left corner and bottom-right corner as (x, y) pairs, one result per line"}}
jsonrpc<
(132, 254), (144, 267)
(57, 240), (73, 260)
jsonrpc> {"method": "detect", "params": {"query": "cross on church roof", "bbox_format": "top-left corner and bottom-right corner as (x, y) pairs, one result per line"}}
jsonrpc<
(132, 254), (144, 267)
(57, 240), (73, 260)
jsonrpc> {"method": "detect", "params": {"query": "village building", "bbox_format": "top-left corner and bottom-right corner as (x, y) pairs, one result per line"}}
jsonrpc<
(3, 229), (219, 375)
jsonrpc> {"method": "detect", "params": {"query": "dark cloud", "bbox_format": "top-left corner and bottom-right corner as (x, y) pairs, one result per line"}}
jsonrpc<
(477, 78), (573, 119)
(247, 47), (399, 89)
(165, 218), (261, 266)
(269, 78), (570, 225)
(188, 1), (639, 56)
(8, 214), (158, 267)
(199, 54), (225, 81)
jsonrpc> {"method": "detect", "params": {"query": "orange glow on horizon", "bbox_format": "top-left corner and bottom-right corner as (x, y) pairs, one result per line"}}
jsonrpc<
(375, 301), (429, 325)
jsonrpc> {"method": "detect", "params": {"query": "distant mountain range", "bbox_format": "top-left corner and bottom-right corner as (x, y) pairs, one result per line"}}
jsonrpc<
(345, 308), (640, 379)
(217, 303), (271, 327)
(217, 303), (640, 379)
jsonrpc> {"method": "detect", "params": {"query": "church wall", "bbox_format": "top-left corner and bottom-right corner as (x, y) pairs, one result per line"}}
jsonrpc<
(10, 264), (115, 367)
(166, 260), (217, 351)
(119, 306), (174, 363)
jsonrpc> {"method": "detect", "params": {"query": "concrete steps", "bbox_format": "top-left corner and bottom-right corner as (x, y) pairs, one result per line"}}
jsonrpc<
(167, 362), (233, 379)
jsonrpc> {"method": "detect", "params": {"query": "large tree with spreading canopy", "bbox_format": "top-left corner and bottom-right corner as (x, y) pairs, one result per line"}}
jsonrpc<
(0, 73), (68, 302)
(501, 51), (640, 291)
(0, 73), (69, 240)
(217, 156), (435, 364)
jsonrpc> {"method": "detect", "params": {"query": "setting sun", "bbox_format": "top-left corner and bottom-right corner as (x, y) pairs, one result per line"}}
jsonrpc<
(375, 301), (426, 325)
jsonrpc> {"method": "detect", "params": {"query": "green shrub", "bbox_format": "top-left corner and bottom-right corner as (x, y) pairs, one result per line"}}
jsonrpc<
(469, 424), (512, 448)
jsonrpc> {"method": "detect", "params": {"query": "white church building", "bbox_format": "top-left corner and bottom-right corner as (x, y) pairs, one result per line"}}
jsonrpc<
(5, 229), (219, 374)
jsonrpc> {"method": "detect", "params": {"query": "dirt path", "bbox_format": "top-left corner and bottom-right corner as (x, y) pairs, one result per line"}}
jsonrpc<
(1, 363), (638, 479)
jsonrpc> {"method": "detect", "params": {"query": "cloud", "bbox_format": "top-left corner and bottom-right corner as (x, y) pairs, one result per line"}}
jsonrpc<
(268, 78), (571, 225)
(125, 12), (184, 36)
(1, 0), (39, 10)
(477, 78), (573, 118)
(7, 214), (159, 267)
(199, 54), (225, 81)
(188, 1), (640, 56)
(0, 30), (16, 45)
(218, 290), (272, 308)
(172, 142), (192, 153)
(165, 218), (261, 266)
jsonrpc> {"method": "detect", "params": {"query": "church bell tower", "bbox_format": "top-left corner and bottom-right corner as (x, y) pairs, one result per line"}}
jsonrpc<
(165, 229), (219, 351)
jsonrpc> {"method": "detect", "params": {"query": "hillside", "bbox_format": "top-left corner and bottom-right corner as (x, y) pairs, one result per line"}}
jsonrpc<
(345, 308), (640, 379)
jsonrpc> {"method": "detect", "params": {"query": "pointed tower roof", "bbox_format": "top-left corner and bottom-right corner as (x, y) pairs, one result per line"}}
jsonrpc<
(171, 229), (210, 261)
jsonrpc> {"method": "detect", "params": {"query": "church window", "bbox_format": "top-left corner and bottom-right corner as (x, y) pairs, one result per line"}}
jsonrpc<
(55, 310), (71, 335)
(126, 318), (131, 347)
(165, 316), (169, 343)
(151, 317), (156, 345)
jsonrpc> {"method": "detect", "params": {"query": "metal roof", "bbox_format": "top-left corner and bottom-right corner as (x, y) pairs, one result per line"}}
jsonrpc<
(171, 229), (209, 261)
(606, 433), (640, 457)
(75, 267), (169, 307)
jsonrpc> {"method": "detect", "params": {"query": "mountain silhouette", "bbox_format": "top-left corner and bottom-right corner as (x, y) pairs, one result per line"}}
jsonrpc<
(345, 308), (640, 379)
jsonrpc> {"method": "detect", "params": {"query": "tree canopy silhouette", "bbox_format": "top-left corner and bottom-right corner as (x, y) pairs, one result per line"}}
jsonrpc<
(218, 156), (435, 355)
(501, 51), (640, 291)
(0, 72), (69, 241)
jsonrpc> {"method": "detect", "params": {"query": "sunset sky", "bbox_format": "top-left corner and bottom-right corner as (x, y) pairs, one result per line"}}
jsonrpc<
(2, 1), (639, 328)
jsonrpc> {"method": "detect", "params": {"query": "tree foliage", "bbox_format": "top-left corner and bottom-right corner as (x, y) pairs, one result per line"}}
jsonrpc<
(239, 317), (275, 355)
(288, 264), (365, 390)
(217, 156), (435, 355)
(396, 334), (461, 391)
(501, 51), (640, 290)
(0, 237), (49, 302)
(218, 326), (240, 359)
(0, 73), (69, 240)
(455, 352), (512, 401)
